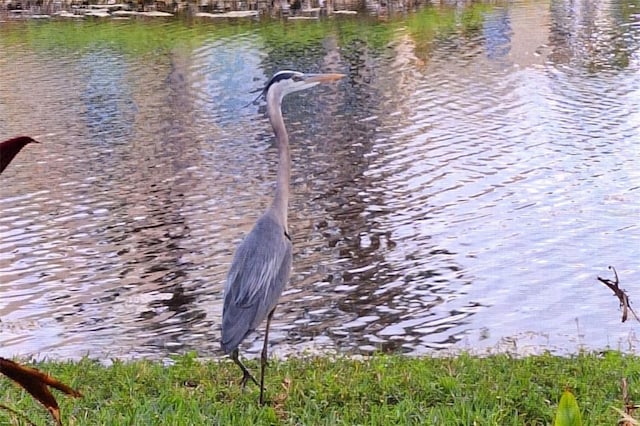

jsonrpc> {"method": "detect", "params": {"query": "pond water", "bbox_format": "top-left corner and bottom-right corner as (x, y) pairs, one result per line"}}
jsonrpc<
(1, 0), (639, 361)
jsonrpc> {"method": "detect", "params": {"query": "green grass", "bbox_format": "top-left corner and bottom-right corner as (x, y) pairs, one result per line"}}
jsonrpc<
(0, 351), (638, 425)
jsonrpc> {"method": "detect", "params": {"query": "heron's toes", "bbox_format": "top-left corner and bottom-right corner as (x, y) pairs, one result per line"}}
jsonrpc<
(240, 371), (258, 388)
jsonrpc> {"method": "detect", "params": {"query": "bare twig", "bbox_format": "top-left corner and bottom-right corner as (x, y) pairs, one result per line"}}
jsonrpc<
(623, 377), (630, 406)
(622, 378), (640, 419)
(597, 266), (640, 323)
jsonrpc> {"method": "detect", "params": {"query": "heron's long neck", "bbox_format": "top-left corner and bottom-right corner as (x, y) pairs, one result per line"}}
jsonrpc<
(268, 98), (290, 229)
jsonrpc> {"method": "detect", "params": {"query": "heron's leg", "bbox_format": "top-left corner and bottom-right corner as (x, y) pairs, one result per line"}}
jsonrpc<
(231, 348), (258, 388)
(259, 308), (276, 405)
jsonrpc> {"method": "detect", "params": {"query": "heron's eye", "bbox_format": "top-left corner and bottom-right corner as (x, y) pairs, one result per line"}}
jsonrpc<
(292, 75), (303, 82)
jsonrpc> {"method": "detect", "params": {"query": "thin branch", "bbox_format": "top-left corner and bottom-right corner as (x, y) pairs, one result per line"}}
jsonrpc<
(597, 266), (640, 323)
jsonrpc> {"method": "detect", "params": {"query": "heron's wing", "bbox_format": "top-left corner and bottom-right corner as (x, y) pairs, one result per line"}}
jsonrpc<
(221, 214), (292, 353)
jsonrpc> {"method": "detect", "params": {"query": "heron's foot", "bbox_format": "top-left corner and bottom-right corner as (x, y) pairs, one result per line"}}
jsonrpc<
(240, 370), (259, 388)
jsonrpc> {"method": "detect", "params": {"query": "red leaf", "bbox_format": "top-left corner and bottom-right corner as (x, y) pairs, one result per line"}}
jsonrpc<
(0, 136), (38, 175)
(0, 357), (82, 426)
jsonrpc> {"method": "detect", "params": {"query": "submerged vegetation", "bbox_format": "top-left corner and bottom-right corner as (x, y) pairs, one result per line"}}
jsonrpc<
(1, 352), (640, 424)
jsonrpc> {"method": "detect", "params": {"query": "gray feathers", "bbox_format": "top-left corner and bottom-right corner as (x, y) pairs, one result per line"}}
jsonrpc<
(221, 211), (292, 353)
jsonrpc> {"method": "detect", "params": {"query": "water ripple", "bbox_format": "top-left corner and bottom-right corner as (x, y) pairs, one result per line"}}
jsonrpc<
(1, 2), (640, 360)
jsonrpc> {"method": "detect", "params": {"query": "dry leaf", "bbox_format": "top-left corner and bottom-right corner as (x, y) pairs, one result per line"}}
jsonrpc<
(612, 406), (639, 426)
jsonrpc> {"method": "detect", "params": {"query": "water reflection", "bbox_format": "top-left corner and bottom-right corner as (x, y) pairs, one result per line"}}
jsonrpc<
(82, 50), (136, 143)
(1, 0), (639, 360)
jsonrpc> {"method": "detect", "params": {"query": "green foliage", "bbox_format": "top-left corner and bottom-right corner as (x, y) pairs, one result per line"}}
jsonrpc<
(0, 2), (502, 58)
(0, 352), (637, 425)
(554, 390), (583, 426)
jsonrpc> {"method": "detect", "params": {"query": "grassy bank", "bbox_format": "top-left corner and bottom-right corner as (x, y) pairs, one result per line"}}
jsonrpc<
(1, 351), (639, 425)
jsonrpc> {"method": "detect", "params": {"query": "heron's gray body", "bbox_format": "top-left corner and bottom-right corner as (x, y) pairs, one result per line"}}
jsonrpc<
(221, 210), (292, 353)
(219, 70), (344, 404)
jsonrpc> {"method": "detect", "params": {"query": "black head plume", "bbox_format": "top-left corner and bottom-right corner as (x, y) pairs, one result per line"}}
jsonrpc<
(244, 86), (266, 108)
(243, 71), (302, 108)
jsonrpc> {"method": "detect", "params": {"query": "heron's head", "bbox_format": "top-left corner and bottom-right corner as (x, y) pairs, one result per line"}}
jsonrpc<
(257, 70), (345, 104)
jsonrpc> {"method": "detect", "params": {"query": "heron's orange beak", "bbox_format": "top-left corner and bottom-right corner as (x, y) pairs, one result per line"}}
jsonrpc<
(304, 73), (346, 84)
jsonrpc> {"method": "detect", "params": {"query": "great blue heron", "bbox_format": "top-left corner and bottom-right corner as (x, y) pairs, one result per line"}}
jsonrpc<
(221, 70), (344, 404)
(0, 136), (37, 175)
